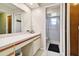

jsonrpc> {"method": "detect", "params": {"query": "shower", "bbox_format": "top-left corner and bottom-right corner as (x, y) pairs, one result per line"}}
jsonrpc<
(46, 5), (60, 53)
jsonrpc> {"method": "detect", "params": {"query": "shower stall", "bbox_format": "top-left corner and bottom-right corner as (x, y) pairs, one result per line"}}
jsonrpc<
(46, 5), (60, 53)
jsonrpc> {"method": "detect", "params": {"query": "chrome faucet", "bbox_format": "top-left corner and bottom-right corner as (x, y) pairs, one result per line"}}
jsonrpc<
(26, 30), (35, 34)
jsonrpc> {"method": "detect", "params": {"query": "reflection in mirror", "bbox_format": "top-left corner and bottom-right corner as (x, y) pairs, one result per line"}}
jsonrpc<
(0, 13), (13, 34)
(0, 3), (24, 34)
(0, 13), (6, 34)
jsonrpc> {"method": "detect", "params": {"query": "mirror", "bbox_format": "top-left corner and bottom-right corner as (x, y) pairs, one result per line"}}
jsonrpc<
(0, 3), (25, 34)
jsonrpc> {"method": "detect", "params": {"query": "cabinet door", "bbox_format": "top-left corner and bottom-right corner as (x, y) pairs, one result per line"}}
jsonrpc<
(32, 38), (40, 55)
(21, 42), (33, 56)
(21, 37), (41, 56)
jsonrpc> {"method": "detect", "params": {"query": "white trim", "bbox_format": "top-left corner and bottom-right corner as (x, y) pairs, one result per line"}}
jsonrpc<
(6, 15), (8, 34)
(59, 3), (65, 56)
(62, 3), (65, 55)
(60, 4), (63, 55)
(67, 4), (70, 56)
(12, 13), (14, 33)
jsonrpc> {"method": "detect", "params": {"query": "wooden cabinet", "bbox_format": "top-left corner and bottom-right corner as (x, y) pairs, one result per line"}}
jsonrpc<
(0, 35), (41, 56)
(21, 42), (33, 56)
(21, 36), (41, 56)
(8, 52), (15, 56)
(32, 38), (40, 55)
(0, 46), (15, 56)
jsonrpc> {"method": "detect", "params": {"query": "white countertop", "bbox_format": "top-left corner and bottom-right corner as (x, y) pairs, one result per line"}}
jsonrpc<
(0, 32), (40, 49)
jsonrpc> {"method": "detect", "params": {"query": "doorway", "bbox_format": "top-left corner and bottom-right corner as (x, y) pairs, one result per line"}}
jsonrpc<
(70, 3), (79, 56)
(8, 15), (12, 33)
(46, 5), (60, 55)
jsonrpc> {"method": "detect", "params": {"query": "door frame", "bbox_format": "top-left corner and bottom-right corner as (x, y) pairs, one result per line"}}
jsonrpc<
(8, 15), (12, 33)
(67, 3), (70, 56)
(44, 3), (66, 55)
(6, 14), (13, 34)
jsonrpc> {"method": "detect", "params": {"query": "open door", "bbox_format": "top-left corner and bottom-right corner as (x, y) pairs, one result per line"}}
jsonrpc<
(70, 3), (79, 56)
(8, 15), (12, 33)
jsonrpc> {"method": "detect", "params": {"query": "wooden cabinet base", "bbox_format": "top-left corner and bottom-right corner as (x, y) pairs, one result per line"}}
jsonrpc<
(7, 52), (15, 56)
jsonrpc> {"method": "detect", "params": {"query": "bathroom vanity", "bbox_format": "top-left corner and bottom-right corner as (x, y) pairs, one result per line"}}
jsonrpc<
(0, 33), (43, 56)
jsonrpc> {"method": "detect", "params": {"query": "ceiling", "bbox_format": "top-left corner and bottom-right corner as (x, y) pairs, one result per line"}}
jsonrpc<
(0, 3), (56, 13)
(39, 3), (53, 6)
(0, 3), (24, 13)
(24, 3), (53, 9)
(24, 3), (40, 9)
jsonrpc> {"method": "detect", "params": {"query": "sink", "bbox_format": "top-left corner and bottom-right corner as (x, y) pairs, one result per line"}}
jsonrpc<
(0, 32), (39, 48)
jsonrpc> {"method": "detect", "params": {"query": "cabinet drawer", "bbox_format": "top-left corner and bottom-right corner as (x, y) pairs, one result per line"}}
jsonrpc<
(0, 46), (15, 56)
(32, 38), (40, 55)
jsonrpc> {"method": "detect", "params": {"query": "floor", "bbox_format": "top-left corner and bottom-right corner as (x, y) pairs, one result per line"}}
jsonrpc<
(46, 39), (61, 56)
(47, 51), (61, 56)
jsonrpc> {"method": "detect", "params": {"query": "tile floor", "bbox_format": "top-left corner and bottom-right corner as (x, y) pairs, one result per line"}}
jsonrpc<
(47, 51), (61, 56)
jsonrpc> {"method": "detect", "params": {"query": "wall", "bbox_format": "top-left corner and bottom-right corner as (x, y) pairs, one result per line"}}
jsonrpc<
(21, 12), (31, 32)
(0, 13), (6, 34)
(32, 7), (46, 52)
